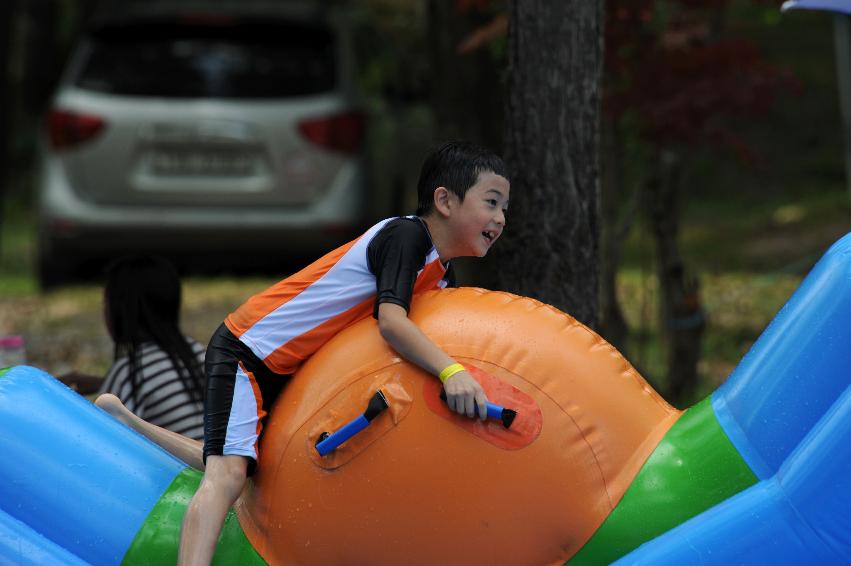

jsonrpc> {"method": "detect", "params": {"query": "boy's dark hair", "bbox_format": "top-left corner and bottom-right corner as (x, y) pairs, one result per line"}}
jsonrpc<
(104, 254), (204, 409)
(415, 141), (508, 216)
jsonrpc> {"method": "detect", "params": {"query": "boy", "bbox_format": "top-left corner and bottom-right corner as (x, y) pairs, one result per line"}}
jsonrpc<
(98, 141), (510, 566)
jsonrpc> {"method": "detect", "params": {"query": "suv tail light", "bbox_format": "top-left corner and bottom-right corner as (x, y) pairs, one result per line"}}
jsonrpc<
(48, 109), (106, 150)
(298, 111), (365, 155)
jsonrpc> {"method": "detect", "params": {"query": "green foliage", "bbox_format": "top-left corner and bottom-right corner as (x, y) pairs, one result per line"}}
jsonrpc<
(349, 2), (428, 98)
(0, 195), (37, 296)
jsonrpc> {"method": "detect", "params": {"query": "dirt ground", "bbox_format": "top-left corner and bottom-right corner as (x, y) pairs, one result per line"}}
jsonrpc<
(0, 277), (276, 380)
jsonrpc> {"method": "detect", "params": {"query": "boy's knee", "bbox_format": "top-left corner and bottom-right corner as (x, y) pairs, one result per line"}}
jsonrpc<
(200, 455), (249, 499)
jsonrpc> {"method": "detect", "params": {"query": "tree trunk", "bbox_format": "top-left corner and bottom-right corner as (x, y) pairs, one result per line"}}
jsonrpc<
(485, 0), (604, 328)
(644, 149), (706, 405)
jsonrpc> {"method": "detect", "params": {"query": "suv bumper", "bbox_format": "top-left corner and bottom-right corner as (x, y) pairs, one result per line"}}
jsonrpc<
(38, 157), (370, 261)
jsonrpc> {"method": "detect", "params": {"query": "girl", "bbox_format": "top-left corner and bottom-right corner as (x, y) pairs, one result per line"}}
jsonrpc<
(96, 255), (205, 440)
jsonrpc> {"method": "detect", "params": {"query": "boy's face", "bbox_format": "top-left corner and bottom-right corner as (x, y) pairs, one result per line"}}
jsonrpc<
(448, 171), (510, 258)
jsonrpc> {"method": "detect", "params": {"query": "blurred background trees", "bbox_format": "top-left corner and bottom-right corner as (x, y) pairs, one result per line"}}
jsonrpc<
(598, 0), (801, 401)
(0, 3), (13, 242)
(1, 0), (848, 406)
(1, 0), (98, 241)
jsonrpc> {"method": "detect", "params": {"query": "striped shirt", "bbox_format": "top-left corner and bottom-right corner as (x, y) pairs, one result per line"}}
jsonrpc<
(225, 216), (452, 375)
(98, 339), (206, 440)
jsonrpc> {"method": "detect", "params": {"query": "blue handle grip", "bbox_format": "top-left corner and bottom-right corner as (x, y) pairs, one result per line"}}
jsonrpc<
(315, 415), (370, 456)
(486, 403), (504, 420)
(437, 388), (515, 427)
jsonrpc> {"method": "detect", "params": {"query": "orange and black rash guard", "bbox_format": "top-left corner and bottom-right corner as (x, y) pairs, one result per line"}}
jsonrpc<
(224, 217), (453, 375)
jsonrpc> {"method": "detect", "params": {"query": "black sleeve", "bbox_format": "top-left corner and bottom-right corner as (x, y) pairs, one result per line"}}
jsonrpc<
(367, 218), (432, 318)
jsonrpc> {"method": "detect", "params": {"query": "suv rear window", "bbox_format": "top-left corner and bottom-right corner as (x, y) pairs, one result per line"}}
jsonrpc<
(73, 20), (337, 98)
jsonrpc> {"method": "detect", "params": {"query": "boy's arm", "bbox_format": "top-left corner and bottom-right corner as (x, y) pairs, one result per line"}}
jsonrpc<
(377, 302), (488, 420)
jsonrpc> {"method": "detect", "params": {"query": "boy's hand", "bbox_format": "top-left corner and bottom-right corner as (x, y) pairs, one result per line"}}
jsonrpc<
(443, 371), (488, 420)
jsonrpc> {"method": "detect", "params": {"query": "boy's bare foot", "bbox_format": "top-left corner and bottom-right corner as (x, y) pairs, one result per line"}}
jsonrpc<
(95, 393), (134, 427)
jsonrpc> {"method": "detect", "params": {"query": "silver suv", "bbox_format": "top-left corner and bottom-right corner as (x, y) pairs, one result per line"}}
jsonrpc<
(37, 2), (368, 287)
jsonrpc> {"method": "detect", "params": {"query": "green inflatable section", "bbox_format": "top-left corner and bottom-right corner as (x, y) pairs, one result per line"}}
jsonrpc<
(122, 467), (267, 565)
(0, 368), (9, 377)
(568, 397), (758, 565)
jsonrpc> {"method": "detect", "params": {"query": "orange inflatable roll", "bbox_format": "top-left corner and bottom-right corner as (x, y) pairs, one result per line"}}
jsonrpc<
(237, 288), (681, 565)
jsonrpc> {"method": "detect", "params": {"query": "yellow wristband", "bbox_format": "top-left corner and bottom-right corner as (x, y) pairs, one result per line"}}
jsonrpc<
(438, 363), (466, 384)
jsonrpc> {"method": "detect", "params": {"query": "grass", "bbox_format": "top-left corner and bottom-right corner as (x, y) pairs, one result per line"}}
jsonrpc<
(615, 174), (850, 406)
(0, 273), (278, 378)
(617, 267), (805, 404)
(0, 194), (38, 296)
(0, 195), (279, 376)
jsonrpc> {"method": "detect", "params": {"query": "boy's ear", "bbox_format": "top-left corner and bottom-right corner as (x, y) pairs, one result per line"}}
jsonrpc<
(433, 186), (452, 217)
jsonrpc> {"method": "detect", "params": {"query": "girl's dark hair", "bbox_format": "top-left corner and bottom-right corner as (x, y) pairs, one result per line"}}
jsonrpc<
(415, 140), (508, 216)
(104, 254), (204, 409)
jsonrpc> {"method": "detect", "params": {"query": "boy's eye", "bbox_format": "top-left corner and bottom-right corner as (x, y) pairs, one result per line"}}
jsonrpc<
(486, 199), (498, 207)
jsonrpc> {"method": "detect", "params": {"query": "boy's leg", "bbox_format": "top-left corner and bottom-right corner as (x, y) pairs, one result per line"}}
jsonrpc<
(179, 454), (247, 566)
(95, 393), (204, 470)
(180, 322), (275, 565)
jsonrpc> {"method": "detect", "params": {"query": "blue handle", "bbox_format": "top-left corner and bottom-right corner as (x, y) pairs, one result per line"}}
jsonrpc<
(486, 403), (504, 420)
(315, 415), (370, 456)
(437, 388), (515, 427)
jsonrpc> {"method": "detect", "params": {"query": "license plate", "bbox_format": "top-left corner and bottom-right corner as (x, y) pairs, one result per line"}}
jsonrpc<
(148, 149), (256, 176)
